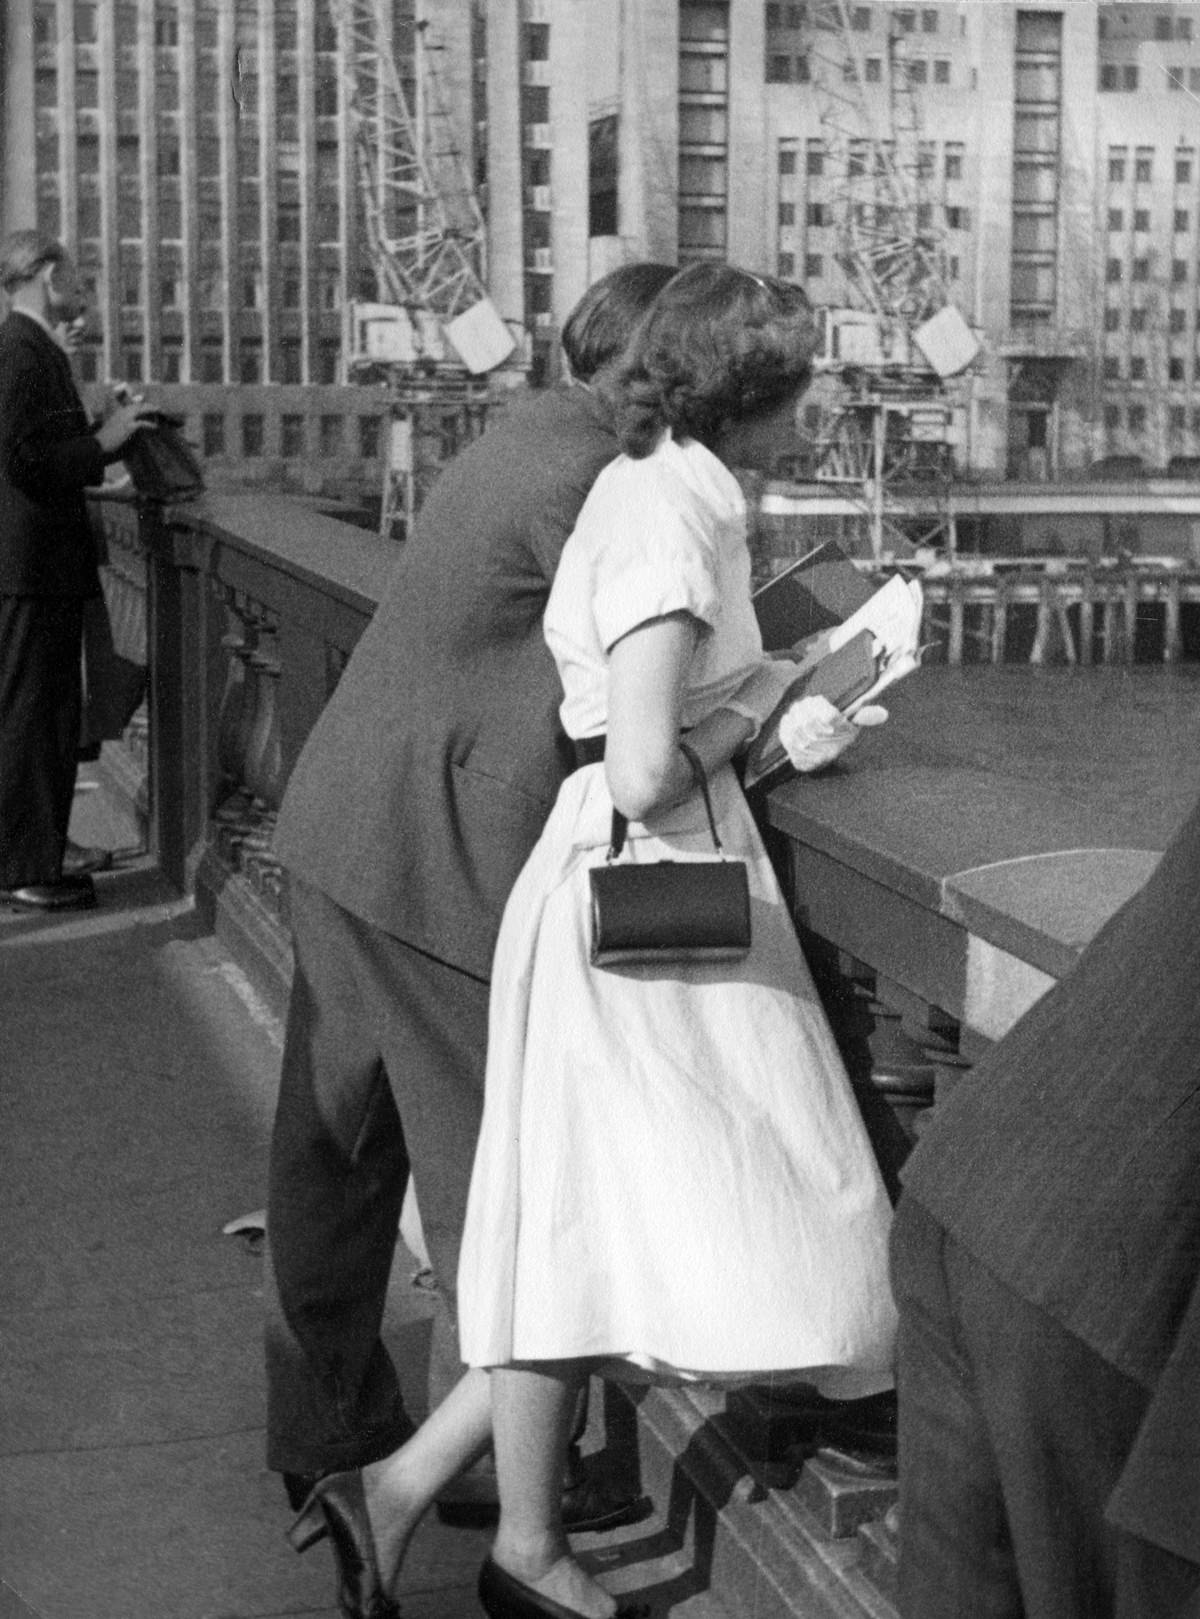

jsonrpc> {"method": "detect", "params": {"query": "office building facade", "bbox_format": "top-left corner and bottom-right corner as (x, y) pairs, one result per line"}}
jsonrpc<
(8, 3), (1200, 489)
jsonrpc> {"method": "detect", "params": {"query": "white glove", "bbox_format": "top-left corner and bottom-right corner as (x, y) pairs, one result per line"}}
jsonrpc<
(778, 695), (888, 774)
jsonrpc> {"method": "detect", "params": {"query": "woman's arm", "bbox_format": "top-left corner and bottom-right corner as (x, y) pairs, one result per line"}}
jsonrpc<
(605, 611), (755, 822)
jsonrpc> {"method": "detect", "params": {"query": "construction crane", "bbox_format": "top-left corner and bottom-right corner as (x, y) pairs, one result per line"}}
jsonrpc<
(332, 0), (517, 540)
(799, 0), (979, 560)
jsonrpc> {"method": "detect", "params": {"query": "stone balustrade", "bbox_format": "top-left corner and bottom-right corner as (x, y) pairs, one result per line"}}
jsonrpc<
(86, 483), (1200, 1617)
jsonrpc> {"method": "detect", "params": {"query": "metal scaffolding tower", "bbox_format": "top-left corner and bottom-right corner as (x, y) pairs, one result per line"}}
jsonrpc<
(801, 0), (978, 559)
(332, 0), (516, 540)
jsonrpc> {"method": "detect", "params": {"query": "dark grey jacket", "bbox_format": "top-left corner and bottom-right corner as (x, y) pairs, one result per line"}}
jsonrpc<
(0, 313), (104, 597)
(274, 383), (619, 980)
(902, 793), (1200, 1563)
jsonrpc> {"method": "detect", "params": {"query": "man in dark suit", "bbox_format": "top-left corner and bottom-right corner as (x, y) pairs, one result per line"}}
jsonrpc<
(892, 795), (1200, 1618)
(0, 231), (154, 910)
(264, 266), (676, 1553)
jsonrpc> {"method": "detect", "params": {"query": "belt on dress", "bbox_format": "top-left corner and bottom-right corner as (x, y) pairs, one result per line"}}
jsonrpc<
(572, 734), (606, 769)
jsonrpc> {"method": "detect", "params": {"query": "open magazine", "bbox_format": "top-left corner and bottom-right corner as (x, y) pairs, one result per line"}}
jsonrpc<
(744, 541), (924, 790)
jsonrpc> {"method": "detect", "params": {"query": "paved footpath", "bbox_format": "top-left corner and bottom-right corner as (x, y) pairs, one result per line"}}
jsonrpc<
(0, 776), (726, 1619)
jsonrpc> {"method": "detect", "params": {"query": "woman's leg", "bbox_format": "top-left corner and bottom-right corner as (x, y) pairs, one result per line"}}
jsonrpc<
(362, 1366), (493, 1589)
(491, 1362), (617, 1619)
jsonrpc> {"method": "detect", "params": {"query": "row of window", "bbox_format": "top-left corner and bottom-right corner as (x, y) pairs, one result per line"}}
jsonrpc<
(1103, 356), (1200, 384)
(781, 142), (965, 181)
(1099, 62), (1200, 91)
(767, 53), (953, 85)
(779, 202), (970, 229)
(75, 339), (343, 388)
(1108, 151), (1175, 184)
(200, 413), (381, 462)
(776, 251), (961, 281)
(1108, 208), (1200, 233)
(1105, 258), (1200, 284)
(766, 5), (946, 34)
(35, 2), (339, 53)
(1104, 404), (1200, 436)
(1104, 307), (1200, 333)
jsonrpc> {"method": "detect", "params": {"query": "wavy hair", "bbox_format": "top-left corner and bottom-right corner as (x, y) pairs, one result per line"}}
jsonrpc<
(0, 230), (67, 292)
(614, 264), (818, 459)
(560, 261), (678, 383)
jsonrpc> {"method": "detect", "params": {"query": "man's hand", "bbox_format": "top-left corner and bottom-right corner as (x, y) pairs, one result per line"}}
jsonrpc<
(95, 397), (158, 455)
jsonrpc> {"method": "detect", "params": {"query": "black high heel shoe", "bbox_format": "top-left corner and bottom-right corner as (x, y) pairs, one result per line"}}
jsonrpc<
(288, 1468), (401, 1619)
(477, 1555), (649, 1619)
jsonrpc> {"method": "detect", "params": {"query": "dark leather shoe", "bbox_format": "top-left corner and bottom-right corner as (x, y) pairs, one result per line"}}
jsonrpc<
(1, 876), (96, 911)
(287, 1468), (400, 1619)
(436, 1471), (651, 1534)
(478, 1555), (649, 1619)
(62, 841), (114, 877)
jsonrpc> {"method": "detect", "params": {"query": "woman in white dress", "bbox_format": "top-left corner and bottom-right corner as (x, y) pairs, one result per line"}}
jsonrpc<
(317, 266), (897, 1619)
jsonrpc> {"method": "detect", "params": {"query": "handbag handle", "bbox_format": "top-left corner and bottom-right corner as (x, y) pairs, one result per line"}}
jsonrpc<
(607, 740), (725, 860)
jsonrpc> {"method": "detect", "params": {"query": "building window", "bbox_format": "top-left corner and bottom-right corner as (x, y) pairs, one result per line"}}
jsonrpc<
(1132, 258), (1150, 282)
(1178, 156), (1194, 183)
(779, 202), (795, 225)
(319, 415), (343, 457)
(806, 202), (828, 226)
(281, 415), (305, 457)
(1130, 356), (1147, 381)
(851, 7), (870, 30)
(1180, 16), (1194, 39)
(766, 54), (790, 82)
(124, 345), (143, 383)
(1135, 154), (1153, 182)
(945, 145), (963, 180)
(934, 58), (949, 84)
(778, 251), (796, 277)
(358, 416), (382, 459)
(865, 57), (882, 82)
(779, 147), (796, 175)
(1156, 13), (1173, 40)
(588, 115), (619, 236)
(1124, 65), (1139, 91)
(202, 415), (225, 457)
(945, 205), (969, 230)
(1104, 307), (1121, 332)
(1131, 307), (1148, 332)
(907, 58), (927, 84)
(280, 339), (303, 384)
(1107, 208), (1123, 232)
(1177, 210), (1191, 233)
(1170, 356), (1187, 382)
(1129, 404), (1147, 433)
(1104, 404), (1120, 432)
(1174, 260), (1189, 284)
(1106, 259), (1122, 284)
(1134, 209), (1150, 232)
(896, 10), (916, 32)
(1103, 357), (1121, 381)
(239, 340), (263, 383)
(794, 54), (810, 81)
(804, 253), (824, 278)
(200, 342), (223, 383)
(1109, 154), (1126, 182)
(318, 341), (340, 384)
(806, 142), (824, 176)
(241, 415), (264, 457)
(1171, 405), (1188, 431)
(922, 8), (938, 31)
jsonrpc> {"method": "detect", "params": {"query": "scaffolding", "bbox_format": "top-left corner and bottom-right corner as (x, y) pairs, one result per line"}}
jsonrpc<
(801, 0), (977, 560)
(332, 1), (516, 540)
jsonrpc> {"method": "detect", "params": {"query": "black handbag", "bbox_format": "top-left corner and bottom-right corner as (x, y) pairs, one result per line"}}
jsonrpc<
(588, 741), (752, 968)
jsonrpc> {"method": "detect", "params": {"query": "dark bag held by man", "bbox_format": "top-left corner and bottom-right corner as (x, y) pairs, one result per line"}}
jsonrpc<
(589, 741), (751, 968)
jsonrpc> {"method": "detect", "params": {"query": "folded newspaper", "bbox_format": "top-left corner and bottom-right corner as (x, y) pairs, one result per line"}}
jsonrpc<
(744, 543), (924, 789)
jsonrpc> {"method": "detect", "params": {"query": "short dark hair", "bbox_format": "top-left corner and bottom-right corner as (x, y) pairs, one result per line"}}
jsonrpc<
(560, 262), (677, 383)
(0, 230), (67, 292)
(615, 263), (819, 459)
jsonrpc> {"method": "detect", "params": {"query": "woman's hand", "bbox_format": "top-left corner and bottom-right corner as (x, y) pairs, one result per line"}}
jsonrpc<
(779, 695), (887, 773)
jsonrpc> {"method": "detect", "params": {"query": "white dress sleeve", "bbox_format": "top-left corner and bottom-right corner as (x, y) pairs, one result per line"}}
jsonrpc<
(590, 474), (722, 653)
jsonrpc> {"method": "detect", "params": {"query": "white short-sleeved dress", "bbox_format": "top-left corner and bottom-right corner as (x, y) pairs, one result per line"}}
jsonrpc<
(457, 433), (897, 1396)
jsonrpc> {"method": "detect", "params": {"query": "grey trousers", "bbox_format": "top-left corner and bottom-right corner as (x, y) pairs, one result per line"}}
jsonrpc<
(891, 1195), (1200, 1619)
(264, 875), (489, 1476)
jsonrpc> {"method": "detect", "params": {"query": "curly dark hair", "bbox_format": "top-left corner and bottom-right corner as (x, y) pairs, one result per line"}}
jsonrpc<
(614, 263), (819, 459)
